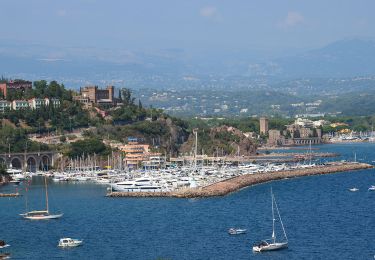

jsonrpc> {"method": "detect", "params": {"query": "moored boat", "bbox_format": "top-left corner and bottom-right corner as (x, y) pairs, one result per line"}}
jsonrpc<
(20, 176), (63, 220)
(58, 238), (83, 248)
(228, 228), (247, 235)
(110, 177), (163, 192)
(253, 188), (288, 253)
(20, 210), (63, 220)
(0, 240), (10, 249)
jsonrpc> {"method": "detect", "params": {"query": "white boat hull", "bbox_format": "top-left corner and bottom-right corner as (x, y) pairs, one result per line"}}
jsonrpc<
(253, 242), (288, 252)
(58, 238), (83, 248)
(228, 228), (247, 235)
(58, 241), (83, 247)
(23, 213), (63, 220)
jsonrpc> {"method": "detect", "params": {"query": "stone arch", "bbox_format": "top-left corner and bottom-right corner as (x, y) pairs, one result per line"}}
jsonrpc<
(26, 156), (37, 172)
(11, 157), (22, 169)
(39, 155), (51, 171)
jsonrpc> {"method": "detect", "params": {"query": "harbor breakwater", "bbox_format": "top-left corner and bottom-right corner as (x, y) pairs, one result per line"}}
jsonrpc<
(107, 162), (373, 198)
(0, 192), (20, 197)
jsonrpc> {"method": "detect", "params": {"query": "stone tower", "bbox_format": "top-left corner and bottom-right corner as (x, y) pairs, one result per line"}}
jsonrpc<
(259, 117), (269, 135)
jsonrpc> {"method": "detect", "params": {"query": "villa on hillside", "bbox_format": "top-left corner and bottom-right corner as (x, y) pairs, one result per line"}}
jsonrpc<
(0, 98), (60, 112)
(74, 85), (119, 107)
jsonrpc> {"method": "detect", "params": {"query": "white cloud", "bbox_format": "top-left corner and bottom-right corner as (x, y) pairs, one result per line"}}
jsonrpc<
(200, 6), (218, 19)
(279, 11), (304, 28)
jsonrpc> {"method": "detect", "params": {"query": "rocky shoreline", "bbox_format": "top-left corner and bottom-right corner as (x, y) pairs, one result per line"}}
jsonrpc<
(107, 162), (373, 198)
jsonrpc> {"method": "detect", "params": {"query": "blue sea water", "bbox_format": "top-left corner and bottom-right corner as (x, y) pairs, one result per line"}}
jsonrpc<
(1, 143), (375, 259)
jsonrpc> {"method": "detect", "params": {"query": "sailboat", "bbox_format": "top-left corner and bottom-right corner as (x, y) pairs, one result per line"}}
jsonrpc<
(20, 176), (63, 220)
(253, 189), (288, 252)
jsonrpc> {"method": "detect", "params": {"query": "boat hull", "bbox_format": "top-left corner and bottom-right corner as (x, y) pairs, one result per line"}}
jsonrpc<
(253, 242), (288, 252)
(58, 241), (83, 248)
(23, 213), (63, 220)
(228, 229), (247, 235)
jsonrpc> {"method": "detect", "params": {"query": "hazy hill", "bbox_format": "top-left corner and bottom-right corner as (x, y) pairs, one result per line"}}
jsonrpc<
(2, 38), (375, 81)
(268, 39), (375, 77)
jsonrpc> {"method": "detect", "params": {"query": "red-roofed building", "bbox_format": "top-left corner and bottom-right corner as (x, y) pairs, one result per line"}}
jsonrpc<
(0, 80), (32, 98)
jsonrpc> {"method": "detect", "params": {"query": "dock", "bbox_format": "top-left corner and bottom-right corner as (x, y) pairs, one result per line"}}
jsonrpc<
(107, 162), (373, 198)
(0, 193), (21, 197)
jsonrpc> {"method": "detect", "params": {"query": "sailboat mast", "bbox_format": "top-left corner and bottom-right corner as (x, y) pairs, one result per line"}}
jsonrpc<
(271, 188), (275, 243)
(273, 193), (288, 242)
(44, 175), (49, 213)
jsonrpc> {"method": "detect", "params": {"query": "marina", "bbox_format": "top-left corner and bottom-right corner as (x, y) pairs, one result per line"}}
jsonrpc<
(1, 143), (375, 259)
(107, 162), (372, 198)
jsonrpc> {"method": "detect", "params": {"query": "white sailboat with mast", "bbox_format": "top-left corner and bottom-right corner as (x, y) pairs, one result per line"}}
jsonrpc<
(253, 188), (288, 252)
(20, 176), (63, 220)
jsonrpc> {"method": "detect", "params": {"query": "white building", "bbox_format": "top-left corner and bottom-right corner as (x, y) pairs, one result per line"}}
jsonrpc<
(0, 100), (11, 112)
(12, 100), (29, 110)
(28, 98), (49, 109)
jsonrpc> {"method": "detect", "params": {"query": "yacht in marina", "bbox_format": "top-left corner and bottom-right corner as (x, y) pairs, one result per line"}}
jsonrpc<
(7, 168), (25, 182)
(110, 177), (163, 192)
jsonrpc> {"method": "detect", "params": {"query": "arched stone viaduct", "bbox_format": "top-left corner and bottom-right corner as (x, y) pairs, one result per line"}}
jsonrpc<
(0, 151), (56, 172)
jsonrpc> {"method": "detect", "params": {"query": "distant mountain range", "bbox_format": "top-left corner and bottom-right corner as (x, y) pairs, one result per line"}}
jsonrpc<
(1, 38), (375, 84)
(263, 39), (375, 77)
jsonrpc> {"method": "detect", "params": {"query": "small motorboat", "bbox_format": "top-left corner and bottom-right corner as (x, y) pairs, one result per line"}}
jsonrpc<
(368, 185), (375, 191)
(0, 240), (10, 249)
(349, 188), (359, 192)
(58, 238), (83, 248)
(228, 228), (247, 235)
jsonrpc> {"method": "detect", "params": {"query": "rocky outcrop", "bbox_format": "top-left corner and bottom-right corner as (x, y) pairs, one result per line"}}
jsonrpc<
(179, 125), (257, 156)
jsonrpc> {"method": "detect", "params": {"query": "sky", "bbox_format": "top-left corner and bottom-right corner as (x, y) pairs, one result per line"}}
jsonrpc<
(1, 0), (374, 55)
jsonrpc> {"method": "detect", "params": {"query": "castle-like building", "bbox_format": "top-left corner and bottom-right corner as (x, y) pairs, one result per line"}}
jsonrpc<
(262, 117), (326, 146)
(74, 85), (115, 106)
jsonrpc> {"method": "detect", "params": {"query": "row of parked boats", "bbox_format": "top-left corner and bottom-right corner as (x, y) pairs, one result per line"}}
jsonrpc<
(8, 162), (319, 194)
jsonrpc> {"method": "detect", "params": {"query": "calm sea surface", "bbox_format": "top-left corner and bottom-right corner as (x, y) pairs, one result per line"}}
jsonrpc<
(1, 143), (375, 259)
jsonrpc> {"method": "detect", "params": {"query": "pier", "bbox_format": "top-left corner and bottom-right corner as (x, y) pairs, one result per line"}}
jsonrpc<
(107, 162), (373, 198)
(0, 193), (21, 197)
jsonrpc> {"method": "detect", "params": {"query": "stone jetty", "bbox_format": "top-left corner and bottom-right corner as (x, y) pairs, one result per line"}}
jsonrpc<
(0, 193), (20, 197)
(107, 162), (373, 198)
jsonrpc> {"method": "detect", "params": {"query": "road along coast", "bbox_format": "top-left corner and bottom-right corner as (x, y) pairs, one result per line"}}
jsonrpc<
(107, 162), (373, 198)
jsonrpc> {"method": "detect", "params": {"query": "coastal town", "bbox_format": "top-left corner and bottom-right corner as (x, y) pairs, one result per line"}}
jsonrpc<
(2, 2), (375, 258)
(0, 79), (373, 199)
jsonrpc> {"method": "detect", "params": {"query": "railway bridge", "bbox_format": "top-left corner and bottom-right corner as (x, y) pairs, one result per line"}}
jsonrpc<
(0, 151), (56, 172)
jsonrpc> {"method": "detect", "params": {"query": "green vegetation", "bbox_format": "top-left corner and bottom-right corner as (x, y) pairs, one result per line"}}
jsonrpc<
(0, 80), (101, 133)
(0, 163), (7, 175)
(184, 117), (293, 134)
(320, 92), (375, 116)
(3, 77), (375, 160)
(0, 124), (49, 153)
(65, 138), (111, 158)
